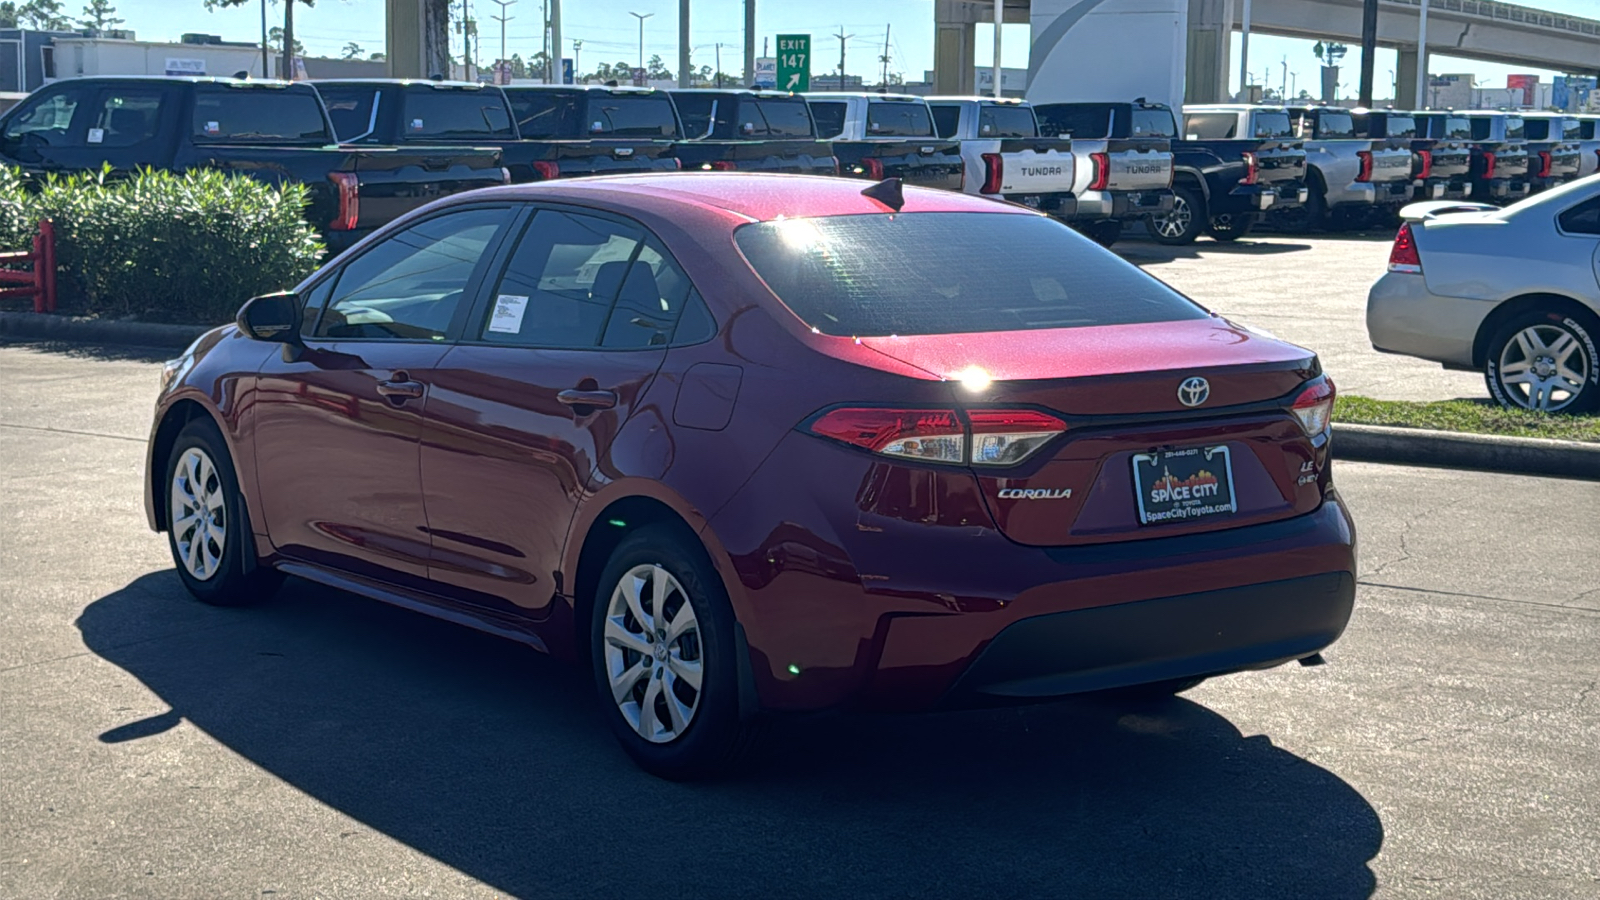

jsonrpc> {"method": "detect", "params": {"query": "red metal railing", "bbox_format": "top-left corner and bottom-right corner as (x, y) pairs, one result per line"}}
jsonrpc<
(0, 220), (57, 313)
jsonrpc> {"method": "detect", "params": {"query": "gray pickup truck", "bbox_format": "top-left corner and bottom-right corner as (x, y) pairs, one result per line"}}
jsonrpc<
(926, 96), (1076, 215)
(1277, 105), (1412, 229)
(1030, 101), (1175, 246)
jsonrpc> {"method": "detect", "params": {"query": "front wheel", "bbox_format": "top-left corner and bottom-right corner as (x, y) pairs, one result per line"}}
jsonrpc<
(1484, 311), (1600, 413)
(165, 420), (283, 606)
(592, 526), (759, 779)
(1148, 186), (1203, 245)
(1205, 212), (1257, 242)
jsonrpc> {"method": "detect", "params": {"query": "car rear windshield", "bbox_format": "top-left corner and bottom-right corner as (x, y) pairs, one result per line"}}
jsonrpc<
(505, 89), (582, 138)
(751, 98), (814, 137)
(1183, 112), (1238, 139)
(1033, 105), (1112, 139)
(810, 100), (848, 138)
(1313, 112), (1355, 138)
(735, 212), (1207, 337)
(1130, 108), (1176, 137)
(401, 87), (514, 139)
(866, 101), (934, 137)
(1470, 116), (1523, 140)
(1383, 115), (1417, 138)
(1439, 116), (1471, 139)
(1250, 111), (1292, 138)
(978, 104), (1036, 138)
(192, 85), (330, 143)
(584, 93), (679, 138)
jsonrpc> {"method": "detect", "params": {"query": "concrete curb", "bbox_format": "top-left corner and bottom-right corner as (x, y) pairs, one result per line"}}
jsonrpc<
(1333, 422), (1600, 481)
(0, 311), (213, 351)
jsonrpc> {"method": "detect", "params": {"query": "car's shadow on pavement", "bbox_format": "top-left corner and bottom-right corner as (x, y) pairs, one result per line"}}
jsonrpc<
(79, 571), (1382, 899)
(0, 338), (173, 363)
(1119, 239), (1315, 264)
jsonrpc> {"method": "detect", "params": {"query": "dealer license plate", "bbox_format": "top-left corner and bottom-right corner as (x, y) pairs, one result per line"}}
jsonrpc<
(1132, 445), (1237, 525)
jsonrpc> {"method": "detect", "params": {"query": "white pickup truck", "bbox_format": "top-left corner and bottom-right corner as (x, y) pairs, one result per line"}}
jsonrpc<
(926, 96), (1077, 219)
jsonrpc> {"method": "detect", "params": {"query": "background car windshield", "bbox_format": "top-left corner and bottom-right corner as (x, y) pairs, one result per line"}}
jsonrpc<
(402, 89), (514, 139)
(735, 213), (1207, 337)
(866, 101), (934, 137)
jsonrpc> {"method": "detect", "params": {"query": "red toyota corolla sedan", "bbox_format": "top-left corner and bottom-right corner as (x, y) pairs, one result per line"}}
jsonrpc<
(146, 173), (1356, 778)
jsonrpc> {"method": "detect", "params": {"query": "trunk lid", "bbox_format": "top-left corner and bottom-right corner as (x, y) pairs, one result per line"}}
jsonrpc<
(1415, 139), (1471, 180)
(1250, 141), (1307, 186)
(1103, 138), (1173, 191)
(992, 138), (1076, 194)
(856, 318), (1327, 546)
(1366, 142), (1413, 183)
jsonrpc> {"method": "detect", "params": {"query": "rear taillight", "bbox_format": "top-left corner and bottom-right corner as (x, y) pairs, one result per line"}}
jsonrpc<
(532, 161), (560, 180)
(702, 160), (738, 171)
(857, 157), (885, 180)
(980, 152), (1003, 194)
(1088, 152), (1109, 191)
(1355, 150), (1373, 182)
(327, 172), (358, 231)
(1537, 151), (1553, 178)
(1239, 150), (1259, 185)
(1417, 149), (1433, 179)
(1388, 222), (1422, 274)
(807, 407), (1066, 467)
(1482, 151), (1497, 179)
(1290, 378), (1335, 436)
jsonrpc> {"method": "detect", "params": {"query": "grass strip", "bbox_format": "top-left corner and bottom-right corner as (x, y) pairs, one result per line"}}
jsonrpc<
(1335, 396), (1600, 443)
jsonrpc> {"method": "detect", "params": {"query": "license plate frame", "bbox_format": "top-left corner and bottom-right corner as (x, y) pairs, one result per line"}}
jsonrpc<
(1131, 445), (1238, 526)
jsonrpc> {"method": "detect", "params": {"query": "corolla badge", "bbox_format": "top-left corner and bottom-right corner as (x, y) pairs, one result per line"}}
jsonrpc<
(1177, 376), (1210, 407)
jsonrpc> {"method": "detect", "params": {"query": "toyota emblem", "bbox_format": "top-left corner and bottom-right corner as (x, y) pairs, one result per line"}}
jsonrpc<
(1177, 377), (1210, 407)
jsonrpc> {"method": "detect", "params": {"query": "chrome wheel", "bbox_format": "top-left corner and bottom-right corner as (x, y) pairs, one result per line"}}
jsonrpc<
(1496, 323), (1591, 412)
(169, 447), (226, 581)
(1153, 194), (1192, 239)
(602, 564), (703, 744)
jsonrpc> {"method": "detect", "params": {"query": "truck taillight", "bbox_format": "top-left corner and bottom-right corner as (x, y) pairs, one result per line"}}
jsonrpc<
(856, 158), (884, 180)
(1537, 151), (1552, 178)
(327, 172), (358, 232)
(1088, 151), (1109, 191)
(980, 152), (1003, 194)
(532, 161), (560, 180)
(1289, 378), (1335, 436)
(1388, 222), (1422, 274)
(1482, 151), (1497, 179)
(1417, 149), (1432, 180)
(1355, 150), (1373, 183)
(807, 407), (1066, 467)
(1240, 150), (1259, 185)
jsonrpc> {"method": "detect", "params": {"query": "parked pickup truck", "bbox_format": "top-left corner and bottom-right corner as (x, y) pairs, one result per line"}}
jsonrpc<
(668, 89), (836, 175)
(1278, 105), (1412, 229)
(1520, 113), (1582, 192)
(802, 93), (963, 192)
(1460, 112), (1531, 204)
(0, 76), (505, 250)
(1132, 103), (1306, 244)
(1575, 114), (1600, 179)
(925, 96), (1075, 216)
(1369, 110), (1472, 201)
(1030, 100), (1175, 246)
(498, 84), (681, 179)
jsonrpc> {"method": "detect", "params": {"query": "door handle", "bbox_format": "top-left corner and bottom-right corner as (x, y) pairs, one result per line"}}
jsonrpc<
(558, 389), (618, 410)
(376, 379), (424, 400)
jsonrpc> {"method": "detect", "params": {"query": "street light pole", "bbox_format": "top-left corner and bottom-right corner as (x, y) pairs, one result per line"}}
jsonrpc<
(260, 0), (269, 77)
(629, 10), (653, 71)
(492, 0), (514, 84)
(991, 0), (1002, 98)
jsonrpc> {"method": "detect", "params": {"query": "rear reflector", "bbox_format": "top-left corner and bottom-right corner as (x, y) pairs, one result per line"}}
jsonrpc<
(1355, 150), (1373, 183)
(1537, 151), (1553, 178)
(1290, 378), (1335, 436)
(808, 407), (1067, 466)
(1088, 152), (1109, 191)
(1240, 151), (1259, 185)
(1417, 148), (1432, 180)
(531, 161), (560, 180)
(327, 172), (358, 231)
(1388, 222), (1422, 274)
(980, 152), (1003, 194)
(1482, 151), (1496, 179)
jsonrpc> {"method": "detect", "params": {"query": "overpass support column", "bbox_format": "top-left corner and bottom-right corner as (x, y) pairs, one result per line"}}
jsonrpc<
(1186, 0), (1233, 104)
(386, 0), (450, 79)
(1397, 48), (1425, 108)
(934, 1), (978, 95)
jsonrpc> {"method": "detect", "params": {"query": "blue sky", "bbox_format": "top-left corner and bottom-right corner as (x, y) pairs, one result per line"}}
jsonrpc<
(122, 0), (1581, 92)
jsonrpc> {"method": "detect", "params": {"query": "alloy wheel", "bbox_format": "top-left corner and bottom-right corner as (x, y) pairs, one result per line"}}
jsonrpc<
(1153, 195), (1192, 239)
(169, 447), (227, 581)
(1496, 323), (1592, 412)
(602, 564), (703, 744)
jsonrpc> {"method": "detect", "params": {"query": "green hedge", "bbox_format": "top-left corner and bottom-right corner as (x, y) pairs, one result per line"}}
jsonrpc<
(0, 166), (324, 324)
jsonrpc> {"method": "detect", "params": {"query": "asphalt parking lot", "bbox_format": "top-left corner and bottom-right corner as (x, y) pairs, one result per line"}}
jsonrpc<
(2, 238), (1596, 899)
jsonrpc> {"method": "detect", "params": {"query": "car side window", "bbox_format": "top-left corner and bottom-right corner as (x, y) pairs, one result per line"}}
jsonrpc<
(2, 85), (90, 145)
(317, 207), (507, 341)
(1558, 197), (1600, 236)
(89, 87), (166, 148)
(479, 210), (644, 348)
(599, 239), (697, 349)
(298, 277), (337, 337)
(809, 101), (847, 139)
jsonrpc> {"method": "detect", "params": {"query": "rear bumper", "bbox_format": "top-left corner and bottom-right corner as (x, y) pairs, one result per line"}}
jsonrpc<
(1073, 188), (1173, 220)
(1480, 178), (1532, 201)
(1416, 178), (1473, 200)
(1330, 181), (1412, 208)
(1365, 271), (1487, 368)
(946, 571), (1353, 703)
(1222, 183), (1303, 213)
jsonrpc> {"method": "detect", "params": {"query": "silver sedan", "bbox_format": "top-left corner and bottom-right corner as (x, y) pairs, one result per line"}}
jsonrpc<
(1366, 176), (1600, 412)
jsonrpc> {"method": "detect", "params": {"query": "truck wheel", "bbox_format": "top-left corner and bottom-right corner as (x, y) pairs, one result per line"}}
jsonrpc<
(1274, 176), (1328, 234)
(1205, 212), (1257, 242)
(1081, 220), (1122, 247)
(1148, 187), (1202, 246)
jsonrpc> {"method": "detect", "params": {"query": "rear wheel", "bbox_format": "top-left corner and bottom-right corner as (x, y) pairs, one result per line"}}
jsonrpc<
(1484, 310), (1600, 413)
(165, 420), (283, 606)
(1148, 186), (1203, 245)
(1205, 212), (1257, 242)
(1082, 220), (1122, 247)
(1274, 176), (1328, 233)
(591, 526), (758, 779)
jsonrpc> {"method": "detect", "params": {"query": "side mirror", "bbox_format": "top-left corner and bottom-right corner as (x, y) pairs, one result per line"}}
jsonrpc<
(236, 291), (303, 343)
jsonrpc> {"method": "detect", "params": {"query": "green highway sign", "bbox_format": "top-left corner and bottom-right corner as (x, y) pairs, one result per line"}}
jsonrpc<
(776, 34), (810, 92)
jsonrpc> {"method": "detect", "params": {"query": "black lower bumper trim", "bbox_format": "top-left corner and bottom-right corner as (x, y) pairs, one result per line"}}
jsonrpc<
(947, 572), (1355, 703)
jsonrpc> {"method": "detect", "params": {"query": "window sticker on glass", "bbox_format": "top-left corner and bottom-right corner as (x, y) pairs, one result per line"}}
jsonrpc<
(488, 294), (530, 334)
(87, 127), (104, 143)
(205, 120), (220, 134)
(410, 118), (424, 131)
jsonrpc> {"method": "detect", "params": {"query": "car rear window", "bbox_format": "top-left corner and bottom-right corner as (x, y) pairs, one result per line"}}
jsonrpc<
(752, 98), (814, 137)
(193, 85), (330, 143)
(1183, 112), (1237, 139)
(1383, 115), (1417, 138)
(1034, 105), (1112, 139)
(505, 89), (582, 138)
(1250, 111), (1292, 138)
(978, 104), (1036, 138)
(1130, 108), (1176, 137)
(585, 93), (678, 138)
(402, 87), (514, 139)
(866, 100), (934, 137)
(735, 212), (1207, 337)
(1314, 112), (1355, 138)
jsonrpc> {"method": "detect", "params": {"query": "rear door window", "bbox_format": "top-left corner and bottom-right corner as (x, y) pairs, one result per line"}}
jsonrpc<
(1559, 197), (1600, 236)
(479, 210), (643, 348)
(866, 100), (934, 137)
(735, 212), (1207, 337)
(89, 86), (164, 148)
(402, 88), (514, 139)
(977, 105), (1036, 138)
(506, 89), (582, 138)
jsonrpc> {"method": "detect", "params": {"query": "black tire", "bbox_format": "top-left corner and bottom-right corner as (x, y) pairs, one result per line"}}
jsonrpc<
(1148, 186), (1203, 245)
(1483, 309), (1600, 414)
(1205, 212), (1257, 242)
(1273, 175), (1328, 234)
(591, 525), (758, 780)
(1083, 220), (1122, 247)
(164, 419), (283, 606)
